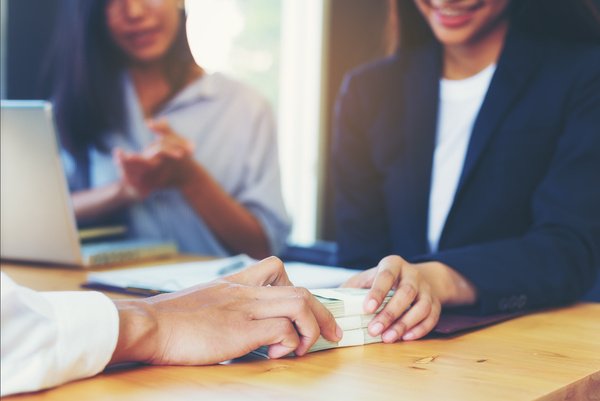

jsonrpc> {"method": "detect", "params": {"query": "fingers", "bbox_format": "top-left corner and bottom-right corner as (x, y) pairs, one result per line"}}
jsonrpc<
(115, 121), (194, 181)
(143, 141), (187, 160)
(113, 147), (125, 164)
(381, 295), (440, 342)
(401, 299), (441, 341)
(251, 318), (300, 359)
(113, 148), (153, 197)
(379, 290), (429, 342)
(359, 256), (442, 342)
(147, 118), (173, 136)
(240, 287), (341, 341)
(340, 267), (377, 288)
(114, 147), (159, 170)
(224, 259), (343, 355)
(147, 119), (194, 153)
(368, 266), (419, 338)
(114, 148), (144, 169)
(239, 286), (341, 354)
(262, 287), (341, 342)
(364, 255), (406, 314)
(226, 256), (293, 287)
(247, 296), (321, 356)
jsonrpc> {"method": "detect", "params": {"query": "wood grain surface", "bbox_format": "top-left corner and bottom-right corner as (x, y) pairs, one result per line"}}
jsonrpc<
(2, 261), (599, 401)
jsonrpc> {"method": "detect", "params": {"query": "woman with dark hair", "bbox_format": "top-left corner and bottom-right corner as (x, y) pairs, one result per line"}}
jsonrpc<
(50, 0), (290, 259)
(335, 0), (600, 342)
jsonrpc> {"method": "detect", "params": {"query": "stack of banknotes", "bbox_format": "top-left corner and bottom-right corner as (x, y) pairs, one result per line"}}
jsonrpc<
(253, 288), (392, 357)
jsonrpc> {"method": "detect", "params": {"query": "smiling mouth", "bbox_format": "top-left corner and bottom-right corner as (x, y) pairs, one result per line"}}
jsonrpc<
(430, 0), (485, 16)
(125, 27), (161, 47)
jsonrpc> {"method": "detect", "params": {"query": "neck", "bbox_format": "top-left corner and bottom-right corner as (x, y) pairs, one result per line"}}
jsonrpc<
(127, 60), (171, 118)
(443, 21), (509, 80)
(129, 60), (168, 83)
(129, 61), (203, 86)
(127, 60), (203, 118)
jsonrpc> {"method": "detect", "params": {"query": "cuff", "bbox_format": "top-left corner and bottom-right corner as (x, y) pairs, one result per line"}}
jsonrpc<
(42, 291), (120, 381)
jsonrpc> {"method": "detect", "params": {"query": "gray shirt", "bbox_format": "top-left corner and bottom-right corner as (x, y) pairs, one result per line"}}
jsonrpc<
(64, 72), (290, 256)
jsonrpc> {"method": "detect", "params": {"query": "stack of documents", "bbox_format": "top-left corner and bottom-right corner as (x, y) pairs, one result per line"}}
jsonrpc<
(254, 288), (392, 356)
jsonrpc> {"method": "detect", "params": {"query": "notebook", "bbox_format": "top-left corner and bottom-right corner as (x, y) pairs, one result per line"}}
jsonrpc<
(0, 100), (177, 267)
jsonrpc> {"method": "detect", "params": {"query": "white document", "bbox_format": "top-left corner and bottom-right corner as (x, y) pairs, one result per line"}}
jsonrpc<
(86, 254), (358, 293)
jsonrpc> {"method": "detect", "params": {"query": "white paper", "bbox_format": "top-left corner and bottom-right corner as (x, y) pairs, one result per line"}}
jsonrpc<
(284, 262), (356, 288)
(87, 255), (358, 292)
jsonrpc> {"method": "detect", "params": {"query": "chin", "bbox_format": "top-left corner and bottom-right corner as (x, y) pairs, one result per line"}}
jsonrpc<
(127, 49), (167, 64)
(431, 27), (479, 47)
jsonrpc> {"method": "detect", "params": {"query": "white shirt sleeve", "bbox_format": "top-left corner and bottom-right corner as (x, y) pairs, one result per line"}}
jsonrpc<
(0, 272), (120, 396)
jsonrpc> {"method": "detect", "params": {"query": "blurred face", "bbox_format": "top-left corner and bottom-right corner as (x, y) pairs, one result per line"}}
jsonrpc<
(105, 0), (182, 63)
(413, 0), (511, 47)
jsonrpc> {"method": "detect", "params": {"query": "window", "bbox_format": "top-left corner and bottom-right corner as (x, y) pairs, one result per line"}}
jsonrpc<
(185, 0), (329, 244)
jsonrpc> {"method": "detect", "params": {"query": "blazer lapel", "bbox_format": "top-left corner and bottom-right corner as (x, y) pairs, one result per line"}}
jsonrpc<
(454, 29), (543, 197)
(391, 42), (441, 256)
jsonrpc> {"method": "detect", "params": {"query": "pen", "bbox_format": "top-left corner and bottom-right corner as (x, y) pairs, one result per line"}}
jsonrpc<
(124, 287), (168, 296)
(217, 260), (246, 276)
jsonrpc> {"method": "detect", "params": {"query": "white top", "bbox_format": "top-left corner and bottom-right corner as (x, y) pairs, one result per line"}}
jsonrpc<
(63, 72), (291, 256)
(0, 273), (119, 396)
(428, 64), (496, 252)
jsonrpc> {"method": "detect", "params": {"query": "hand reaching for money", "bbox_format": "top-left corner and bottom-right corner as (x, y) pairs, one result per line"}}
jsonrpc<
(109, 257), (343, 365)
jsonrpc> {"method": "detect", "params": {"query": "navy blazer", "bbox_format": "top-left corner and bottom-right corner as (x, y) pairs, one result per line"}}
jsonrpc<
(333, 27), (600, 314)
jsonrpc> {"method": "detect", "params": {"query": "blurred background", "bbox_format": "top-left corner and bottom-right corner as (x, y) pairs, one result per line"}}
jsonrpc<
(2, 0), (599, 300)
(0, 0), (396, 246)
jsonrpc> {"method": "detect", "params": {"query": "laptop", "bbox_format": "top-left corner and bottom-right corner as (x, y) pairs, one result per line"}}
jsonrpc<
(0, 100), (178, 267)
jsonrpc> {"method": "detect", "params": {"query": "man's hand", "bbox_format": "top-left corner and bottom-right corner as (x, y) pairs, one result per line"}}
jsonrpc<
(109, 257), (342, 366)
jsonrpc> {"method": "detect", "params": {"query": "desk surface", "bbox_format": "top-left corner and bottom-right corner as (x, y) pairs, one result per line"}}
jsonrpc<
(2, 261), (599, 401)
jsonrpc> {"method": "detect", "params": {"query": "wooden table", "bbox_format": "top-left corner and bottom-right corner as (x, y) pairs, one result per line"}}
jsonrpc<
(2, 261), (599, 401)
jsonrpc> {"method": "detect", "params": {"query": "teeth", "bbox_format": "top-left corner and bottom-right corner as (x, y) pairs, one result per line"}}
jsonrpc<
(438, 8), (468, 16)
(431, 0), (480, 7)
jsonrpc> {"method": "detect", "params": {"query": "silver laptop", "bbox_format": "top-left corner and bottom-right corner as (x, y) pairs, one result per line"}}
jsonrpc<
(0, 100), (178, 267)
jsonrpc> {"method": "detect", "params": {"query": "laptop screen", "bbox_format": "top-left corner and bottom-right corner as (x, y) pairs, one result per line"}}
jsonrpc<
(0, 100), (83, 265)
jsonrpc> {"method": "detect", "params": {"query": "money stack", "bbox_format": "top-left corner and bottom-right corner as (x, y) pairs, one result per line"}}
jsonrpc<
(254, 288), (392, 357)
(306, 288), (392, 352)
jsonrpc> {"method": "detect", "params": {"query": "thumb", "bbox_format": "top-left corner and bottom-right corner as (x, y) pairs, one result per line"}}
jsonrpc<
(147, 119), (195, 154)
(226, 256), (293, 287)
(147, 118), (172, 137)
(113, 147), (125, 161)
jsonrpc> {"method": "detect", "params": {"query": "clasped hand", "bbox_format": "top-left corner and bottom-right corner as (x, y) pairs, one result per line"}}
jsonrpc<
(343, 255), (442, 342)
(114, 119), (196, 200)
(110, 257), (342, 366)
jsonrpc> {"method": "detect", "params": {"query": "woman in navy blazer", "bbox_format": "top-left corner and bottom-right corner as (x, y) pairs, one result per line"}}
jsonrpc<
(334, 0), (600, 343)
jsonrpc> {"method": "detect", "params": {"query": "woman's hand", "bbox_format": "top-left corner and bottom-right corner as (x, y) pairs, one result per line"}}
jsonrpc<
(144, 119), (195, 159)
(115, 118), (272, 259)
(110, 257), (342, 365)
(113, 149), (161, 200)
(342, 255), (442, 342)
(113, 119), (197, 199)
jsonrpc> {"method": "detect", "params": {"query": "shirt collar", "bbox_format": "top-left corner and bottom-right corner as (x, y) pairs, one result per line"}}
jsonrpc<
(123, 70), (220, 116)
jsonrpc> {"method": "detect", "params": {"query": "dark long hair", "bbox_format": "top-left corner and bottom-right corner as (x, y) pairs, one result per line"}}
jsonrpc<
(395, 0), (600, 49)
(48, 0), (196, 155)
